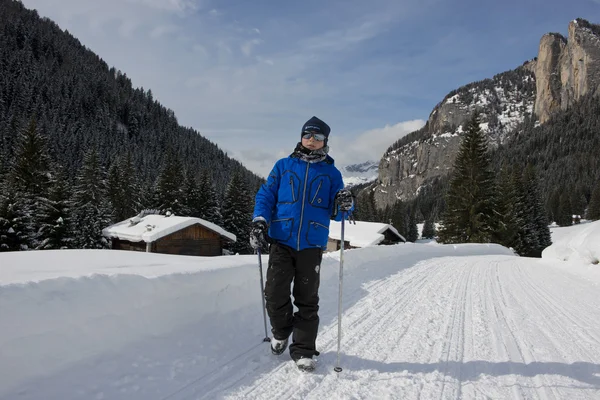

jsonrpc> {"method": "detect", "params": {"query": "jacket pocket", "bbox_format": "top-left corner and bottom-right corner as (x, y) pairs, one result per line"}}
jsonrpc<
(278, 171), (300, 204)
(306, 220), (329, 246)
(269, 218), (294, 242)
(309, 175), (332, 209)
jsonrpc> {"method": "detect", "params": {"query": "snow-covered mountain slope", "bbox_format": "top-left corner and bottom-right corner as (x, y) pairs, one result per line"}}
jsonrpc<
(1, 221), (599, 399)
(340, 161), (379, 188)
(374, 65), (537, 206)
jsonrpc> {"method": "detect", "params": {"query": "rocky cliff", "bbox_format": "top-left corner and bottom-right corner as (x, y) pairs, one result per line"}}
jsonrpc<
(371, 18), (600, 210)
(535, 19), (600, 123)
(374, 65), (536, 208)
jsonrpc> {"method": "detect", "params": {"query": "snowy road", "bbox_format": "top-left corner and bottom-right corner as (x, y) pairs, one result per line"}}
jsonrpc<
(189, 256), (600, 400)
(2, 239), (600, 400)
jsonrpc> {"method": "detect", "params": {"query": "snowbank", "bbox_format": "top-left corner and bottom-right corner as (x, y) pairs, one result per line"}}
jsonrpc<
(0, 250), (260, 397)
(542, 220), (600, 265)
(0, 243), (514, 398)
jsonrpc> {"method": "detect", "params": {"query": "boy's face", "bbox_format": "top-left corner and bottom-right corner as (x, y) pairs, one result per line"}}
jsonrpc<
(301, 134), (326, 150)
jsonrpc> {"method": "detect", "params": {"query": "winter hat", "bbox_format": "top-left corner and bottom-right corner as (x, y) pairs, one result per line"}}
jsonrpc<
(301, 116), (331, 144)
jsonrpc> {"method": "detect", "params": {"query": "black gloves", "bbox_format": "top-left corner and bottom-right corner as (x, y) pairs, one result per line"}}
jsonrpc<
(335, 189), (354, 212)
(249, 220), (268, 250)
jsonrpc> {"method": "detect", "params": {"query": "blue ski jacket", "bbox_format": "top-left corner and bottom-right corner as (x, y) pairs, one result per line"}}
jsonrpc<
(253, 153), (346, 251)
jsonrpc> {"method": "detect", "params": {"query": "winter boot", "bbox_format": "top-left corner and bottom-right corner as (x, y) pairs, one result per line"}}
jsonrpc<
(271, 337), (289, 355)
(295, 356), (316, 372)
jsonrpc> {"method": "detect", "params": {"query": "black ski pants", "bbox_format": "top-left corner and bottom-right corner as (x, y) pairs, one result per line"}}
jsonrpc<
(264, 242), (322, 360)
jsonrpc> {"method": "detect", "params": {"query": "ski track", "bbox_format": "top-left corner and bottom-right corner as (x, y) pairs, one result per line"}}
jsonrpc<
(7, 254), (600, 400)
(191, 255), (600, 400)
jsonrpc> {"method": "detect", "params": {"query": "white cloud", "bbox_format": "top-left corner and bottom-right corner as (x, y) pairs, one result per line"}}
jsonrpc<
(150, 25), (179, 39)
(227, 120), (427, 178)
(329, 119), (426, 167)
(300, 18), (388, 52)
(19, 0), (432, 180)
(129, 0), (202, 13)
(241, 39), (263, 57)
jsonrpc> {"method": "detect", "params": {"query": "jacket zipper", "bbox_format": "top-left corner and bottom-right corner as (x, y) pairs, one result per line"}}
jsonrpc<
(290, 177), (296, 202)
(312, 221), (328, 230)
(311, 179), (323, 204)
(297, 162), (310, 250)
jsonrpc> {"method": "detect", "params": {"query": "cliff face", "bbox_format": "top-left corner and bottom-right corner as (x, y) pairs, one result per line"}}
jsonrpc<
(372, 18), (600, 210)
(374, 66), (536, 208)
(535, 19), (600, 123)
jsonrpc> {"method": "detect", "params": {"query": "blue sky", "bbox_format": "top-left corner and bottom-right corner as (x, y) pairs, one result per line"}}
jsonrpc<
(21, 0), (600, 177)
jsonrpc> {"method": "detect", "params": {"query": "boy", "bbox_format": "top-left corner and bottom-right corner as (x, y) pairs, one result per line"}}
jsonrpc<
(250, 116), (353, 372)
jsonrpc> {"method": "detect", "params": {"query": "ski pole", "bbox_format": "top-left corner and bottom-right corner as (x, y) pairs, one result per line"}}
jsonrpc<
(334, 212), (346, 373)
(257, 248), (271, 343)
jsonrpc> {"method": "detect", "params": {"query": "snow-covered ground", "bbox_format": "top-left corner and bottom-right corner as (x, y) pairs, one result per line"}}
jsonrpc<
(1, 221), (599, 399)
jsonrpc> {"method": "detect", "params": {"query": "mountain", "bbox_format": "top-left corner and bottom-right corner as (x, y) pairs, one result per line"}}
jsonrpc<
(369, 19), (600, 215)
(340, 161), (378, 188)
(0, 0), (263, 196)
(374, 63), (536, 208)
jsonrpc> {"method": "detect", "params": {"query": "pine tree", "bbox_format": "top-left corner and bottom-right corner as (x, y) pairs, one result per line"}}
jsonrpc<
(493, 168), (521, 251)
(9, 118), (53, 249)
(198, 171), (223, 225)
(438, 113), (497, 244)
(355, 189), (377, 222)
(181, 171), (203, 218)
(523, 164), (552, 256)
(72, 148), (113, 249)
(588, 182), (600, 220)
(153, 150), (185, 215)
(556, 192), (573, 227)
(512, 170), (539, 256)
(390, 200), (407, 238)
(0, 176), (28, 251)
(107, 153), (141, 222)
(422, 216), (436, 239)
(221, 170), (253, 254)
(570, 186), (588, 218)
(407, 212), (419, 242)
(546, 189), (561, 224)
(37, 168), (75, 249)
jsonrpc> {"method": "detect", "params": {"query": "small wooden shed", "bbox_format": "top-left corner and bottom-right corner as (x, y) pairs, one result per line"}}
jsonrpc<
(102, 214), (236, 256)
(327, 220), (405, 252)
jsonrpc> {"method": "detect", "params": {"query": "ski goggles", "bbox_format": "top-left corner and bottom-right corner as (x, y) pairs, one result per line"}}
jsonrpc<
(302, 131), (326, 141)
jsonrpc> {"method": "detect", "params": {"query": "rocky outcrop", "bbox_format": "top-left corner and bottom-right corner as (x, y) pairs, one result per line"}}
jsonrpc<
(534, 33), (567, 123)
(373, 66), (536, 208)
(371, 18), (600, 210)
(535, 19), (600, 123)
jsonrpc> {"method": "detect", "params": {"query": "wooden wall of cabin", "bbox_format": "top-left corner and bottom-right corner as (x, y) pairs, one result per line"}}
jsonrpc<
(154, 224), (223, 256)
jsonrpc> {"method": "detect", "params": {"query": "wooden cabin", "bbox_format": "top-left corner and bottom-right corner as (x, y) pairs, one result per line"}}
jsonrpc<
(103, 214), (236, 256)
(327, 220), (405, 252)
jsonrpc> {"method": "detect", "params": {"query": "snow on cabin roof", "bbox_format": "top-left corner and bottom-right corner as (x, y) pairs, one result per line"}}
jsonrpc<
(102, 214), (236, 243)
(328, 220), (405, 247)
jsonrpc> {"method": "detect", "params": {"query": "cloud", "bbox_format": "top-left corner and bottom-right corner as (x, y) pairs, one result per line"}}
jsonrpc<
(226, 119), (427, 179)
(22, 0), (559, 181)
(150, 25), (179, 38)
(241, 39), (263, 57)
(129, 0), (202, 13)
(299, 18), (389, 53)
(329, 120), (426, 167)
